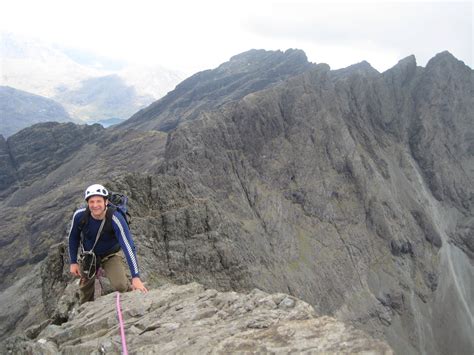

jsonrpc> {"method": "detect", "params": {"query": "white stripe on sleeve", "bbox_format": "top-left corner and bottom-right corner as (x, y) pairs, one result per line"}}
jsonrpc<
(112, 215), (139, 275)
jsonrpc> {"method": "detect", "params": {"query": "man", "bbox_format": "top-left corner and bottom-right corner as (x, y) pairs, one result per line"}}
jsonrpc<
(68, 184), (147, 303)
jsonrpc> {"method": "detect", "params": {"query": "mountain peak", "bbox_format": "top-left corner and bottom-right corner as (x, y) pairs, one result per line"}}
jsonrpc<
(381, 54), (418, 84)
(396, 54), (417, 67)
(219, 48), (309, 75)
(432, 50), (458, 61)
(121, 49), (314, 131)
(228, 48), (307, 63)
(425, 50), (470, 70)
(333, 60), (379, 77)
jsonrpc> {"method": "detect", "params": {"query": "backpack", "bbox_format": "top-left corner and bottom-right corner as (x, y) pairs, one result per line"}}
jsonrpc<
(78, 192), (131, 240)
(107, 192), (131, 226)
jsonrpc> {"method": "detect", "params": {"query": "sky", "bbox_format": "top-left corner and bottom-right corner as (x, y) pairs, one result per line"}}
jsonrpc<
(1, 0), (472, 76)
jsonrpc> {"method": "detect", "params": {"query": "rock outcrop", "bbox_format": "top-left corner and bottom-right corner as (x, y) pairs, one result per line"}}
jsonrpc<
(1, 282), (392, 354)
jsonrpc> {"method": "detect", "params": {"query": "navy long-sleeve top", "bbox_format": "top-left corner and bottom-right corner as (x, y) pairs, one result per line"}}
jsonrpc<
(68, 208), (140, 278)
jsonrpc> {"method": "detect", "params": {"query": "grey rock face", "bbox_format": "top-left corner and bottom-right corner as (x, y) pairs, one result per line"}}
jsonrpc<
(4, 121), (104, 192)
(139, 51), (471, 353)
(40, 242), (78, 323)
(0, 86), (72, 137)
(0, 135), (16, 191)
(1, 282), (393, 354)
(409, 52), (474, 211)
(0, 263), (46, 341)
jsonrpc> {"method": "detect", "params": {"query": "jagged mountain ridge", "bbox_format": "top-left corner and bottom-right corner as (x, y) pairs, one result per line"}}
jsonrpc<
(0, 49), (472, 354)
(0, 86), (73, 137)
(120, 49), (314, 131)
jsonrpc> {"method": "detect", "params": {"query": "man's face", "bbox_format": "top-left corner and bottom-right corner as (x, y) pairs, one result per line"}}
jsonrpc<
(87, 196), (107, 218)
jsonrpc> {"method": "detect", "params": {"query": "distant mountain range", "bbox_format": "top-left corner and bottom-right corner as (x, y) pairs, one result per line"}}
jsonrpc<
(0, 32), (185, 126)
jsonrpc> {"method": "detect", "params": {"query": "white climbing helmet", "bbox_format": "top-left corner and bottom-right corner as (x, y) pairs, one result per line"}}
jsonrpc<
(84, 184), (109, 201)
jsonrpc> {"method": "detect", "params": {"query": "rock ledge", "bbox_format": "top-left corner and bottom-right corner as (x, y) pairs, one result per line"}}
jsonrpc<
(3, 282), (392, 354)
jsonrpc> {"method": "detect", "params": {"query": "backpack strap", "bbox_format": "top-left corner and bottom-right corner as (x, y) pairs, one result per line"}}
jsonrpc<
(78, 207), (91, 232)
(124, 210), (132, 226)
(102, 206), (116, 235)
(89, 218), (106, 252)
(79, 215), (106, 254)
(77, 207), (90, 248)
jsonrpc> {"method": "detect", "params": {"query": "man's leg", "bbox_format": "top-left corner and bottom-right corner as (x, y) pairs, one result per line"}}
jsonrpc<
(79, 276), (95, 304)
(102, 253), (130, 292)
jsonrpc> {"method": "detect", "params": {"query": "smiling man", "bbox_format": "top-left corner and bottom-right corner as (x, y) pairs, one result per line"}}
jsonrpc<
(68, 184), (147, 303)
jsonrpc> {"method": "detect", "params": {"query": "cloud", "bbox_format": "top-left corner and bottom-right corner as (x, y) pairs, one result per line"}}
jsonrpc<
(243, 2), (472, 70)
(1, 0), (472, 73)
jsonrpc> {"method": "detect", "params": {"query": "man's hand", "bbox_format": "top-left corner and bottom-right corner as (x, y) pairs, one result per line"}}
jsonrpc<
(132, 277), (148, 293)
(70, 263), (81, 277)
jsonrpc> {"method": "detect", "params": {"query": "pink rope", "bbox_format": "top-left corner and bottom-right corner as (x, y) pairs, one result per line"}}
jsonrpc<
(116, 292), (128, 355)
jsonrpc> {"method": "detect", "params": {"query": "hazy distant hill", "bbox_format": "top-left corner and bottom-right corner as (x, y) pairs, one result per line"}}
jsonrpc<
(53, 74), (153, 122)
(0, 33), (185, 122)
(0, 33), (101, 98)
(0, 86), (72, 137)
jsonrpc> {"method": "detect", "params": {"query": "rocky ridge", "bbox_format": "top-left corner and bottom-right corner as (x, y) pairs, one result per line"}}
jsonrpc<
(2, 281), (392, 354)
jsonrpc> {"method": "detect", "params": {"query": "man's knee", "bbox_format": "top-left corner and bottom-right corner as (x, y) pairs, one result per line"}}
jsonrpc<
(112, 279), (129, 292)
(103, 254), (130, 292)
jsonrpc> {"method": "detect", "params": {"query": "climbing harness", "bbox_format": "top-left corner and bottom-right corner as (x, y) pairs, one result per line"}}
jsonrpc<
(79, 217), (105, 279)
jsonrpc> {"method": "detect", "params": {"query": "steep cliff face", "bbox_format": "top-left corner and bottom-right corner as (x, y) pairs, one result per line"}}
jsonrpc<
(0, 50), (472, 354)
(148, 53), (472, 353)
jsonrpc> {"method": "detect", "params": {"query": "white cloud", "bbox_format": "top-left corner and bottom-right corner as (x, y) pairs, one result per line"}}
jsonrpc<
(1, 0), (472, 74)
(244, 1), (472, 70)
